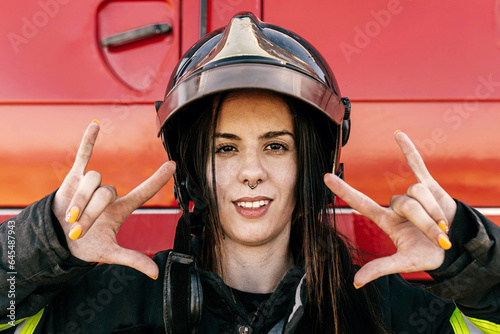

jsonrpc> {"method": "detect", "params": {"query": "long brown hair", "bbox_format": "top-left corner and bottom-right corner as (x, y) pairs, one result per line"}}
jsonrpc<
(166, 90), (388, 333)
(288, 98), (388, 333)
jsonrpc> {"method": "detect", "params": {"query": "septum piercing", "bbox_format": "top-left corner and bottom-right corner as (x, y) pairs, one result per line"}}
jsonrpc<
(247, 180), (259, 190)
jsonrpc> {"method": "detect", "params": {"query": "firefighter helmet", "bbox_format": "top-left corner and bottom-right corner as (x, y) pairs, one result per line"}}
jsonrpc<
(156, 12), (351, 209)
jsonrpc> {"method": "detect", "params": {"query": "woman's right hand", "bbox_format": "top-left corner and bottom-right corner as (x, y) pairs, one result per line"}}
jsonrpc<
(51, 121), (176, 279)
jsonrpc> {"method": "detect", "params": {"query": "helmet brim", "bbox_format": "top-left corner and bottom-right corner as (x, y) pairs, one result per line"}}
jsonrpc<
(156, 63), (344, 136)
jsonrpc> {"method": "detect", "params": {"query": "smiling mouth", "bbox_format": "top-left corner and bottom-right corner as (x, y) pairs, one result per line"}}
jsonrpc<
(235, 200), (270, 209)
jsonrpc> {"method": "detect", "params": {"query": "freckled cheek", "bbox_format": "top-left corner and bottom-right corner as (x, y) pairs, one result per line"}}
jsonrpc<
(209, 161), (235, 202)
(273, 158), (297, 203)
(276, 158), (297, 181)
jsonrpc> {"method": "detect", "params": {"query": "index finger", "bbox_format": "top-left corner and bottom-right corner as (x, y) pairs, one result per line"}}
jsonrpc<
(121, 161), (176, 212)
(71, 121), (100, 174)
(324, 173), (386, 223)
(394, 131), (434, 184)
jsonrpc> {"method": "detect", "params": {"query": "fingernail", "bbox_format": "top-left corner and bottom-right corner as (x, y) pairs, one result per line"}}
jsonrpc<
(438, 234), (452, 250)
(92, 119), (99, 124)
(147, 274), (158, 280)
(394, 129), (401, 135)
(438, 220), (448, 234)
(69, 225), (82, 240)
(353, 282), (365, 289)
(66, 207), (79, 224)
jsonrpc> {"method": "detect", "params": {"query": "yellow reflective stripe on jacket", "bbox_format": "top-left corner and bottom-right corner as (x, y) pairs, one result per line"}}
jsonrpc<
(17, 308), (44, 334)
(450, 307), (500, 334)
(450, 307), (481, 333)
(0, 318), (25, 332)
(464, 313), (500, 334)
(0, 308), (44, 334)
(450, 307), (472, 333)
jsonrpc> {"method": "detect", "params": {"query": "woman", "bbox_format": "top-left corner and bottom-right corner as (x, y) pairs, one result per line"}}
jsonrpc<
(1, 12), (499, 334)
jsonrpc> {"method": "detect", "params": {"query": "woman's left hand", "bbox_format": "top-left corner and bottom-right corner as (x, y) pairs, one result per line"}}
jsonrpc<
(324, 131), (457, 288)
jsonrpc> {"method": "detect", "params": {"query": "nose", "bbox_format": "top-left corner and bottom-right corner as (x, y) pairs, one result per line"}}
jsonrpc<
(239, 150), (267, 188)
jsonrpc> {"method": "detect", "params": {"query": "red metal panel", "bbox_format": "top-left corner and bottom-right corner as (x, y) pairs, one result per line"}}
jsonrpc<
(116, 211), (180, 257)
(342, 102), (500, 207)
(97, 1), (178, 91)
(181, 0), (202, 53)
(207, 0), (262, 32)
(264, 0), (500, 101)
(0, 0), (180, 102)
(0, 105), (176, 207)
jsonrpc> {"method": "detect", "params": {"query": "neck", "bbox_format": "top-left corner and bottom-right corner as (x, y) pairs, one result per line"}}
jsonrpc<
(220, 233), (294, 294)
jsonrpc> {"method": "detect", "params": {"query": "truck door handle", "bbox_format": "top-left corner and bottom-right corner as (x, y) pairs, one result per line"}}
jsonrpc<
(101, 23), (172, 48)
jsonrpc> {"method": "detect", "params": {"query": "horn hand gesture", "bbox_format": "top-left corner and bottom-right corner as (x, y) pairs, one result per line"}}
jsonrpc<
(51, 121), (176, 279)
(324, 131), (457, 288)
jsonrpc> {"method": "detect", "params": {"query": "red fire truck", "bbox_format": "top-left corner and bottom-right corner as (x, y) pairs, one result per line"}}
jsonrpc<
(1, 0), (500, 280)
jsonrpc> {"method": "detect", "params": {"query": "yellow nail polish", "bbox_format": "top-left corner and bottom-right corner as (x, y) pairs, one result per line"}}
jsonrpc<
(394, 129), (401, 135)
(92, 119), (99, 124)
(69, 226), (82, 240)
(67, 207), (79, 224)
(147, 274), (158, 280)
(438, 220), (447, 234)
(438, 235), (452, 250)
(353, 282), (365, 289)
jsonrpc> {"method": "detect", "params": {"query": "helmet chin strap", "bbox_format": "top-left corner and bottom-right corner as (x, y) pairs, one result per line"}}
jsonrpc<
(181, 176), (208, 237)
(164, 175), (205, 334)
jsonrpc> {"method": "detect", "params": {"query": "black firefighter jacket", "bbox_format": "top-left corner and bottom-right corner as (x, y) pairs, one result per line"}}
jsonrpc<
(1, 191), (500, 333)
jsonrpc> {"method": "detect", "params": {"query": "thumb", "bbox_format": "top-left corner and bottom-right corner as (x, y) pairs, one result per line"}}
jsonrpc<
(354, 255), (403, 289)
(105, 245), (160, 280)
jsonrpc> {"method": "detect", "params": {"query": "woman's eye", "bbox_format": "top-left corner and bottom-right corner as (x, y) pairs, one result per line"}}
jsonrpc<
(215, 145), (237, 154)
(265, 143), (288, 152)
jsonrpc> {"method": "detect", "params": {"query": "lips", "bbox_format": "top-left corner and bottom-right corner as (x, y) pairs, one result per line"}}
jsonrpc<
(235, 199), (270, 209)
(233, 197), (272, 218)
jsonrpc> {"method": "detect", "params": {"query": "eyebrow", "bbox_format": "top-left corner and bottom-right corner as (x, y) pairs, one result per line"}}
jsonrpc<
(259, 131), (294, 140)
(214, 130), (294, 140)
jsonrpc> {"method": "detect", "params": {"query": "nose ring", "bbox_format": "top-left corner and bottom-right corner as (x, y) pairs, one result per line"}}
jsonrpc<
(247, 180), (259, 190)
